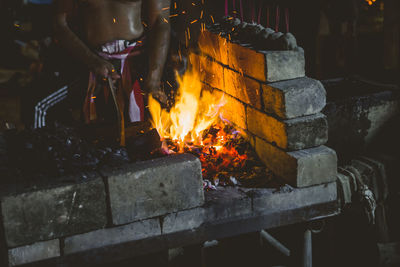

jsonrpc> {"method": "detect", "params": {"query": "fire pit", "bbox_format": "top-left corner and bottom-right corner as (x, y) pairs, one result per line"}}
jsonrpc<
(0, 19), (340, 267)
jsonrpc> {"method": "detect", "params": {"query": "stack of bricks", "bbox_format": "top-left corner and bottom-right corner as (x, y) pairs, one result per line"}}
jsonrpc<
(190, 27), (337, 188)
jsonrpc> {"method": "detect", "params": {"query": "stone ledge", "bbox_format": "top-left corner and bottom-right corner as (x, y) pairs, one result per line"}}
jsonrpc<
(247, 108), (328, 151)
(15, 183), (338, 265)
(263, 77), (327, 119)
(255, 138), (337, 187)
(103, 154), (204, 225)
(1, 178), (107, 248)
(64, 218), (161, 255)
(250, 182), (337, 214)
(8, 239), (60, 267)
(205, 186), (252, 222)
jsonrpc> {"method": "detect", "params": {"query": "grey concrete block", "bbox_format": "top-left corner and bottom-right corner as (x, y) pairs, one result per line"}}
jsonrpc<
(285, 113), (328, 150)
(64, 218), (161, 254)
(262, 50), (305, 82)
(8, 239), (60, 266)
(227, 41), (305, 83)
(252, 182), (337, 214)
(263, 77), (326, 119)
(255, 138), (338, 187)
(105, 154), (204, 225)
(247, 109), (328, 151)
(1, 178), (107, 247)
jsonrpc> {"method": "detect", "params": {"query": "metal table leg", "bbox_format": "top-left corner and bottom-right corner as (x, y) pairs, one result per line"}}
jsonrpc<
(303, 229), (312, 267)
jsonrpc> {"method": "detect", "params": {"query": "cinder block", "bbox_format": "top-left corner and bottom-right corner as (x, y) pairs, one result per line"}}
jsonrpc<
(1, 178), (107, 247)
(8, 239), (60, 266)
(198, 30), (228, 65)
(255, 138), (337, 187)
(189, 53), (225, 90)
(223, 68), (262, 109)
(104, 154), (204, 225)
(262, 77), (326, 119)
(247, 108), (328, 151)
(228, 41), (305, 82)
(211, 90), (247, 129)
(64, 218), (161, 254)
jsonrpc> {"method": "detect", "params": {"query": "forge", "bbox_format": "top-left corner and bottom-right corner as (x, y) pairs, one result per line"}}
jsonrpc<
(0, 18), (340, 267)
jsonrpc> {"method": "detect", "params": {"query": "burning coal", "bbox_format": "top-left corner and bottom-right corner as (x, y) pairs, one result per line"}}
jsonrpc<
(148, 59), (274, 188)
(149, 68), (226, 151)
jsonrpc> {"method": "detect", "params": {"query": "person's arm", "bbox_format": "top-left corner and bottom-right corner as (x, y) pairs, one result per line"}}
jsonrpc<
(53, 0), (119, 79)
(144, 0), (171, 104)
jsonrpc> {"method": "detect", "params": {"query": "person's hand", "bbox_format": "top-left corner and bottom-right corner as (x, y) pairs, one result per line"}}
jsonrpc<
(89, 56), (120, 80)
(145, 79), (168, 106)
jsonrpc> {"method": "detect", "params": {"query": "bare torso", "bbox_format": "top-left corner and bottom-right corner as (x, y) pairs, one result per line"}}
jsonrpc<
(78, 0), (144, 47)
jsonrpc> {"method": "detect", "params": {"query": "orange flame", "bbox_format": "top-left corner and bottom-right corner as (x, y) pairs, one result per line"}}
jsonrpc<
(149, 69), (226, 150)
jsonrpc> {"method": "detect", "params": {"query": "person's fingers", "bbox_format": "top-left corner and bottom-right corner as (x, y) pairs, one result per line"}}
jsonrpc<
(100, 67), (109, 78)
(152, 91), (168, 105)
(111, 71), (121, 80)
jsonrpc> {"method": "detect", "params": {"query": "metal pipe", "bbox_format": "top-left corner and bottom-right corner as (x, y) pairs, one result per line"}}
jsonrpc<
(302, 229), (312, 267)
(260, 230), (291, 257)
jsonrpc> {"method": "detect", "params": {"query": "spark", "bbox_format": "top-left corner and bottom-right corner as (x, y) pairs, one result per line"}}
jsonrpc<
(113, 18), (116, 23)
(192, 2), (196, 6)
(162, 7), (170, 10)
(167, 81), (173, 87)
(14, 24), (20, 27)
(210, 15), (214, 23)
(169, 14), (178, 18)
(200, 10), (204, 19)
(163, 18), (169, 23)
(190, 19), (198, 24)
(174, 2), (177, 9)
(142, 21), (148, 27)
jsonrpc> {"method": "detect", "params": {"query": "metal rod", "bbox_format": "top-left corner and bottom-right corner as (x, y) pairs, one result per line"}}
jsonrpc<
(260, 230), (291, 257)
(108, 77), (124, 146)
(302, 229), (312, 267)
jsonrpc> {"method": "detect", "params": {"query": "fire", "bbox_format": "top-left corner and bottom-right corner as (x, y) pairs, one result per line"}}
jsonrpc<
(149, 67), (226, 150)
(149, 57), (250, 185)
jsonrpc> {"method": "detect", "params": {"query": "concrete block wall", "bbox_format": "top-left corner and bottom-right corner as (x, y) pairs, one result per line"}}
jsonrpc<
(192, 29), (337, 187)
(0, 154), (204, 266)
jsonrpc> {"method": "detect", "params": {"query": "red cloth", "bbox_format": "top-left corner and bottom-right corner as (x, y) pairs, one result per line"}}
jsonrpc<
(83, 39), (145, 124)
